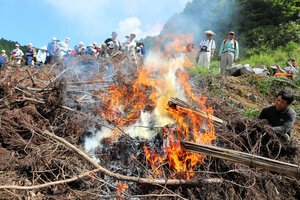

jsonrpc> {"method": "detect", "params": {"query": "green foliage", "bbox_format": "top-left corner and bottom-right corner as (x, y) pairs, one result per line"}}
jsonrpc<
(238, 0), (300, 48)
(243, 107), (260, 118)
(0, 38), (27, 55)
(258, 78), (273, 95)
(239, 42), (300, 68)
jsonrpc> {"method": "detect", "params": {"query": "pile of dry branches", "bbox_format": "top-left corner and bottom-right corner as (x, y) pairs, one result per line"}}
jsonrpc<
(0, 58), (299, 199)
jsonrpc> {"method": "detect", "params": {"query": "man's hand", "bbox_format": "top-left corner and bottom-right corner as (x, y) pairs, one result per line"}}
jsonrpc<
(234, 58), (237, 62)
(218, 56), (221, 61)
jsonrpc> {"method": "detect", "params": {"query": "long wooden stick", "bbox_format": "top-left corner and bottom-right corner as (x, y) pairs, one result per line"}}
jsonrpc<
(182, 141), (300, 178)
(169, 97), (224, 124)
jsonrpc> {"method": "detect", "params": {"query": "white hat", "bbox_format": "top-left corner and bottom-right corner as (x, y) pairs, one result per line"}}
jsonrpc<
(15, 44), (20, 47)
(79, 41), (83, 45)
(93, 42), (97, 45)
(92, 49), (96, 52)
(66, 37), (70, 41)
(52, 37), (57, 41)
(88, 44), (93, 47)
(1, 50), (5, 53)
(28, 43), (32, 46)
(41, 46), (47, 50)
(204, 30), (216, 36)
(68, 48), (72, 51)
(82, 46), (86, 49)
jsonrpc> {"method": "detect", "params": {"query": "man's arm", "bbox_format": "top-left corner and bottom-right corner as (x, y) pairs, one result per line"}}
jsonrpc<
(234, 41), (239, 62)
(272, 111), (296, 136)
(218, 40), (224, 61)
(286, 58), (292, 67)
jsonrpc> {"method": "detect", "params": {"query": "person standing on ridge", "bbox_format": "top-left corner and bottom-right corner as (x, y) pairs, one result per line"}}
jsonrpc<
(46, 37), (57, 64)
(57, 37), (70, 57)
(25, 43), (36, 66)
(197, 30), (216, 69)
(218, 31), (239, 75)
(10, 44), (24, 67)
(0, 50), (8, 70)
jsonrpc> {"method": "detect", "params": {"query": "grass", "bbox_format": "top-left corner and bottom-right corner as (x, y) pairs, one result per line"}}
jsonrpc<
(243, 107), (261, 118)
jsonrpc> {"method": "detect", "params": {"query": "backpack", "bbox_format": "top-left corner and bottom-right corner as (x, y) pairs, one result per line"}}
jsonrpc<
(224, 39), (236, 49)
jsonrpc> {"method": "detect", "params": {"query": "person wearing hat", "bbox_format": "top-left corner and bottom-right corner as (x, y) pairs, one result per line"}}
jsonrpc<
(75, 41), (84, 55)
(103, 31), (121, 57)
(275, 58), (298, 78)
(197, 30), (216, 68)
(25, 43), (36, 66)
(218, 31), (239, 75)
(79, 46), (86, 56)
(0, 50), (8, 70)
(93, 42), (100, 53)
(10, 44), (24, 67)
(36, 46), (47, 66)
(57, 37), (71, 57)
(86, 44), (94, 55)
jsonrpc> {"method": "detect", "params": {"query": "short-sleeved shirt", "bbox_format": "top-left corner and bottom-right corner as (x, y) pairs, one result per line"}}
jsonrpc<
(199, 39), (215, 52)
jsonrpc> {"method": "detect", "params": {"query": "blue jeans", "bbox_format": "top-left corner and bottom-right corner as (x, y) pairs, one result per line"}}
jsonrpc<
(0, 63), (4, 69)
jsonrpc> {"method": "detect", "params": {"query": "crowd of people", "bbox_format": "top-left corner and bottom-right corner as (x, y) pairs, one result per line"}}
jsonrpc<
(0, 31), (146, 68)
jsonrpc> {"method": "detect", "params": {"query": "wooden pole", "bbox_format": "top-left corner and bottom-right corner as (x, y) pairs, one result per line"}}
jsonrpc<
(181, 141), (300, 178)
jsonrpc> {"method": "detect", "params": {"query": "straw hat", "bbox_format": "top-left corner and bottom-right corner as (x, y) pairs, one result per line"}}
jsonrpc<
(204, 30), (216, 36)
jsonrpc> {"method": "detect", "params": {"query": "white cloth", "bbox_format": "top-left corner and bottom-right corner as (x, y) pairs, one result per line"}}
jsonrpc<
(199, 39), (215, 52)
(36, 50), (47, 63)
(198, 52), (211, 68)
(220, 51), (234, 74)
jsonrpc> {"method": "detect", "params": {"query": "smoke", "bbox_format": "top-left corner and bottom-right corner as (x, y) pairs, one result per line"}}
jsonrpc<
(150, 0), (239, 48)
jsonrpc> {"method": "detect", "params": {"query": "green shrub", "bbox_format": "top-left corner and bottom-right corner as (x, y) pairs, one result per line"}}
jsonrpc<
(244, 107), (261, 118)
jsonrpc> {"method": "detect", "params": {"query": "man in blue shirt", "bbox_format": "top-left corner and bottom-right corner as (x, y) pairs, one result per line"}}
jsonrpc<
(0, 50), (8, 70)
(46, 37), (57, 64)
(218, 31), (239, 75)
(25, 43), (36, 66)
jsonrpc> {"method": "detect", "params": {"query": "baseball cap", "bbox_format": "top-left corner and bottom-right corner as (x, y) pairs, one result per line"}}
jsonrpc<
(15, 44), (19, 47)
(1, 50), (5, 53)
(229, 31), (235, 35)
(52, 37), (57, 41)
(79, 41), (83, 45)
(112, 31), (117, 35)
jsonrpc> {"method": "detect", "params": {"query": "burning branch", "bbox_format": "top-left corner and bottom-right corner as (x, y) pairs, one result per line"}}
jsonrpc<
(169, 97), (224, 124)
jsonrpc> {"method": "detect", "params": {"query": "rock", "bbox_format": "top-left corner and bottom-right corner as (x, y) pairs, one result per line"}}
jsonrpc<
(253, 68), (269, 75)
(240, 64), (254, 76)
(226, 64), (243, 76)
(253, 63), (266, 69)
(226, 64), (254, 76)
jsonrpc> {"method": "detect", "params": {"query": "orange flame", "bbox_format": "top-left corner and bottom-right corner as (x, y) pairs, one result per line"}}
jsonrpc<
(116, 182), (128, 200)
(95, 33), (216, 180)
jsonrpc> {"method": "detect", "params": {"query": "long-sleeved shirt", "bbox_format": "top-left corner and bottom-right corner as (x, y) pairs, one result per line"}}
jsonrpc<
(47, 42), (56, 56)
(259, 105), (296, 136)
(218, 39), (239, 58)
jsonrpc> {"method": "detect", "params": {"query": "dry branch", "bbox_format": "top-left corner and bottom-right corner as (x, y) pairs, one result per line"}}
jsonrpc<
(0, 169), (101, 190)
(182, 141), (300, 178)
(169, 97), (224, 124)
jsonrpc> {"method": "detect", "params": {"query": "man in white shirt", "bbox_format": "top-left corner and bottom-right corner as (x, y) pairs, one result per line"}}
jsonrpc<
(198, 30), (216, 69)
(10, 44), (24, 67)
(57, 37), (70, 57)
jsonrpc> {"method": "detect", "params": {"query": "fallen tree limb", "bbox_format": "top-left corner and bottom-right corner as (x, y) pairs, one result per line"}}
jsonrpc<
(26, 67), (37, 86)
(41, 130), (222, 185)
(169, 97), (224, 124)
(182, 141), (300, 178)
(0, 169), (101, 190)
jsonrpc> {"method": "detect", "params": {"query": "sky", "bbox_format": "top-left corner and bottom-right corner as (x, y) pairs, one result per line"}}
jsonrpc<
(0, 0), (190, 49)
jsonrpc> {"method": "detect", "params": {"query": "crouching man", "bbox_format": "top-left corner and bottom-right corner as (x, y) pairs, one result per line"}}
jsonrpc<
(259, 90), (296, 140)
